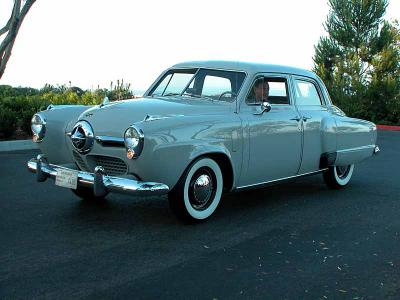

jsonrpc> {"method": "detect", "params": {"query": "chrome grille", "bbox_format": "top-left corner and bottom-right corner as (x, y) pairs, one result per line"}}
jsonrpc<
(72, 151), (90, 172)
(87, 155), (128, 176)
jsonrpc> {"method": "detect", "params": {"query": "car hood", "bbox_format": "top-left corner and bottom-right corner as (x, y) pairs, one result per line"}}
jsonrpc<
(78, 96), (231, 137)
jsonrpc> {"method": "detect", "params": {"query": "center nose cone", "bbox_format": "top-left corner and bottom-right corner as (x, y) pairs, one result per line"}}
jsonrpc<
(70, 121), (94, 154)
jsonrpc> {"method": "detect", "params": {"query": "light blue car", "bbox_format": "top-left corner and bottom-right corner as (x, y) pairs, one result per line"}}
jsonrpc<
(28, 61), (380, 221)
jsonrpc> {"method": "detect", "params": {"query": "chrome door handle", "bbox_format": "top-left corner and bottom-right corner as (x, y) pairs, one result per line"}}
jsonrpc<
(290, 116), (302, 122)
(302, 116), (312, 121)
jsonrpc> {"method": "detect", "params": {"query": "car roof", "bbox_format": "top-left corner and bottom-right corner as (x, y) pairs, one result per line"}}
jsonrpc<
(172, 60), (317, 79)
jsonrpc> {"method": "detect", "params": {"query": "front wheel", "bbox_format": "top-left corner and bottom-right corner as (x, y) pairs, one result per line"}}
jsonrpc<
(323, 164), (354, 189)
(168, 157), (223, 222)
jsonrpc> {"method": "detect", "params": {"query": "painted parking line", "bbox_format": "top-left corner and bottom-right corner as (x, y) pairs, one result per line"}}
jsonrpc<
(377, 125), (400, 131)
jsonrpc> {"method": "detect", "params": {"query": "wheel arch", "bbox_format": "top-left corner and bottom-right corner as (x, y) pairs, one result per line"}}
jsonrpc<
(204, 152), (234, 192)
(177, 151), (235, 193)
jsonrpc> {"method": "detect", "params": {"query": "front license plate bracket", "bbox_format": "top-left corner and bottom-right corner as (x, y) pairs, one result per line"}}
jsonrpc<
(55, 169), (78, 189)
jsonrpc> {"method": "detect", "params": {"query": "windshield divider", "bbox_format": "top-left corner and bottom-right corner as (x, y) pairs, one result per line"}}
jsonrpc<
(179, 68), (201, 96)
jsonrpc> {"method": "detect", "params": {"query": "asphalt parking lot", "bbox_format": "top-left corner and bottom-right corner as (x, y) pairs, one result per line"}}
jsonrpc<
(1, 130), (399, 299)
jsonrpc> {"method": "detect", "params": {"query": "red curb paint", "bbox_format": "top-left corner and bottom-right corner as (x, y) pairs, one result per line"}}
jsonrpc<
(377, 125), (400, 131)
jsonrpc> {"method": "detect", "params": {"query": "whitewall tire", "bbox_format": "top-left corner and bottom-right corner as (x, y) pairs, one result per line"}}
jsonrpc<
(323, 164), (354, 189)
(168, 158), (223, 222)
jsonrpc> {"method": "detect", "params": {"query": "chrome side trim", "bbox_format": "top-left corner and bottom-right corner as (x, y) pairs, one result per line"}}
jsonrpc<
(336, 144), (376, 154)
(334, 144), (378, 166)
(236, 169), (328, 190)
(27, 156), (169, 196)
(95, 136), (125, 147)
(143, 114), (184, 122)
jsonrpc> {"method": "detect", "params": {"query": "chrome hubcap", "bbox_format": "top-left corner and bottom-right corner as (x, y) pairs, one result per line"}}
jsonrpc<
(189, 168), (216, 211)
(194, 174), (212, 203)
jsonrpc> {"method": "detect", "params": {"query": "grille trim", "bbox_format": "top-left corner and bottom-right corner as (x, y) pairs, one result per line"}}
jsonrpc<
(72, 151), (90, 172)
(87, 155), (128, 176)
(72, 151), (128, 176)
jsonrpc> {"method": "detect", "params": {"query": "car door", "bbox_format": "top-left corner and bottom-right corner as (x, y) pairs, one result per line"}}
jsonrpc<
(291, 76), (331, 174)
(238, 74), (302, 187)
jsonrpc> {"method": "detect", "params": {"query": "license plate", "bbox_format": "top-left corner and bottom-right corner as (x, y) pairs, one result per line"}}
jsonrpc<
(55, 169), (78, 189)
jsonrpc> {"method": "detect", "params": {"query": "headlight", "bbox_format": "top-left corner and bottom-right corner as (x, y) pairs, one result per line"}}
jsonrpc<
(31, 114), (46, 142)
(124, 125), (144, 159)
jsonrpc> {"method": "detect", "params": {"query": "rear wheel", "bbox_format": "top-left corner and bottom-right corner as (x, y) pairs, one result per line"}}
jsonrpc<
(168, 157), (223, 222)
(71, 186), (105, 201)
(323, 164), (354, 189)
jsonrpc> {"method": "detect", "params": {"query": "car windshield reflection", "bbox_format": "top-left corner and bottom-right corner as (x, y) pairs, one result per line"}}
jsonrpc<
(149, 68), (246, 102)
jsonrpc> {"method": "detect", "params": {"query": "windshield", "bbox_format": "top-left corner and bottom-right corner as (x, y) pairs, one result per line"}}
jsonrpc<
(149, 68), (246, 102)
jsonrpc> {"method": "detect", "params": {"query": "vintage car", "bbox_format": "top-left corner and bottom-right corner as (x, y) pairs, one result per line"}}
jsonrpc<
(28, 61), (380, 221)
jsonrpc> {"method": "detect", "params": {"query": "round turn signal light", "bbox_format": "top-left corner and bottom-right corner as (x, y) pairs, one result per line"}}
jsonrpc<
(126, 149), (135, 160)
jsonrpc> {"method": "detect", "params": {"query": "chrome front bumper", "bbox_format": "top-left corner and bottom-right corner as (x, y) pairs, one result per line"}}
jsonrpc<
(27, 155), (170, 197)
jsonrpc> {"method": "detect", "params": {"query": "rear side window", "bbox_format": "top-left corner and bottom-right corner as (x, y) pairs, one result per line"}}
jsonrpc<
(294, 80), (322, 106)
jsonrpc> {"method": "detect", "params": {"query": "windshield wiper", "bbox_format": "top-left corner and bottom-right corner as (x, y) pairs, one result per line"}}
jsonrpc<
(163, 92), (180, 97)
(182, 93), (214, 102)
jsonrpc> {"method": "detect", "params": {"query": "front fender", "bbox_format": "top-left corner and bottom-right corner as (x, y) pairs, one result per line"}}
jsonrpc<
(127, 114), (242, 190)
(188, 144), (232, 162)
(35, 105), (91, 164)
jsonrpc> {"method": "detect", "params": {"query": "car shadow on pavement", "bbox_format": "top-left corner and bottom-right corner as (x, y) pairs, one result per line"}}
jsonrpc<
(63, 194), (179, 228)
(61, 174), (334, 230)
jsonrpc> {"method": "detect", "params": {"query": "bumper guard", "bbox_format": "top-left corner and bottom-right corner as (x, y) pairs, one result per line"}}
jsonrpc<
(27, 155), (170, 197)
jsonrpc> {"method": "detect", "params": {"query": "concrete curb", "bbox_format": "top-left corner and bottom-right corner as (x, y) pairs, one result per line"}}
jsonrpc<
(0, 139), (38, 152)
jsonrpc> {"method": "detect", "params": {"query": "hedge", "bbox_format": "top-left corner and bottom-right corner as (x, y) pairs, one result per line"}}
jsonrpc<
(0, 83), (133, 140)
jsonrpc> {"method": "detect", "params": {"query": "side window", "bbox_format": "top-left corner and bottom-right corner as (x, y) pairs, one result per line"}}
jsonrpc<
(246, 76), (289, 105)
(201, 75), (232, 98)
(294, 80), (322, 106)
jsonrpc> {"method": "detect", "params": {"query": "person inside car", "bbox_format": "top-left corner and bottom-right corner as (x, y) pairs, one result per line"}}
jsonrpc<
(247, 77), (270, 104)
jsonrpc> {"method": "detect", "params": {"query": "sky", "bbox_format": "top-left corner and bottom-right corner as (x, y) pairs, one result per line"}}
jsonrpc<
(0, 0), (399, 93)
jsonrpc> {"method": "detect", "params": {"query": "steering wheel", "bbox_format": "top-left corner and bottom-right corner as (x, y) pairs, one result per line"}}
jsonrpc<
(218, 91), (237, 101)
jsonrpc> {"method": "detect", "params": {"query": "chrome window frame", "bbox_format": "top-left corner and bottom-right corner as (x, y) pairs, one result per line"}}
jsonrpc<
(145, 66), (248, 105)
(291, 75), (328, 107)
(243, 73), (293, 107)
(147, 68), (199, 97)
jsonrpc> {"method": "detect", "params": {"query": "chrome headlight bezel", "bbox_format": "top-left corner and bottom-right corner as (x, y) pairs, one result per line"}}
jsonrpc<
(124, 125), (144, 158)
(31, 114), (46, 142)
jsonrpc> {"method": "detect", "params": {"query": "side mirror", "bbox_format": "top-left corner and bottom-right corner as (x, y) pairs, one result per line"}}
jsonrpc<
(262, 101), (271, 112)
(254, 101), (271, 115)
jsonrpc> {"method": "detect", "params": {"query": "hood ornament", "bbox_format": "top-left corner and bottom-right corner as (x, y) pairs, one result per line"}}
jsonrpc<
(99, 96), (110, 108)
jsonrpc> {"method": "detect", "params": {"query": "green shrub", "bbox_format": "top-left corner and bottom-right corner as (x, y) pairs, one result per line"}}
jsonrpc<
(0, 106), (18, 139)
(0, 81), (138, 140)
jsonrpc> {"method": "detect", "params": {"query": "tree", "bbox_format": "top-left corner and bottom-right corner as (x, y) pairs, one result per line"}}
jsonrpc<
(313, 0), (400, 125)
(0, 0), (36, 79)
